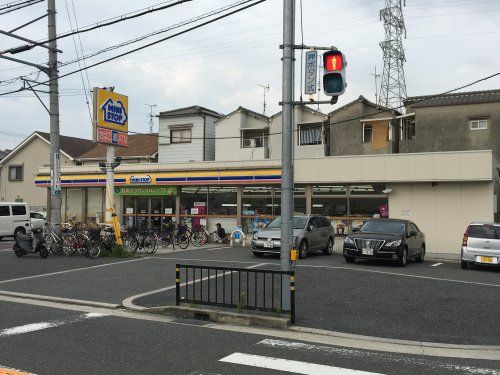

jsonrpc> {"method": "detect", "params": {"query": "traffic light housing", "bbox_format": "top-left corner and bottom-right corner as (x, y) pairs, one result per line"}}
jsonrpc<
(323, 50), (346, 97)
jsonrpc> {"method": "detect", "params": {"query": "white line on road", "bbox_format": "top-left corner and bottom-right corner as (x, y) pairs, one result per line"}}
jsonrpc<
(219, 353), (383, 375)
(0, 312), (108, 338)
(431, 263), (443, 267)
(0, 257), (149, 285)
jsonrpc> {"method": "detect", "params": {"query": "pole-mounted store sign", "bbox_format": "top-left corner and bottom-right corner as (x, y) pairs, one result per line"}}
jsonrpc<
(93, 87), (129, 147)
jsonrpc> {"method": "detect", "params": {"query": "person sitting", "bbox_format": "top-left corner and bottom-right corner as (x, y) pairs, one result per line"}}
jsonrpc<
(214, 223), (226, 243)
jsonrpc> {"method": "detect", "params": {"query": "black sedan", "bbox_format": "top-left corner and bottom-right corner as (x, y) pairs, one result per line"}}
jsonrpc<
(343, 219), (426, 267)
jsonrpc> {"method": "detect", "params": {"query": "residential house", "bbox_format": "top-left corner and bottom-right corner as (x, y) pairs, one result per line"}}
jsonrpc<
(158, 106), (223, 163)
(0, 132), (94, 211)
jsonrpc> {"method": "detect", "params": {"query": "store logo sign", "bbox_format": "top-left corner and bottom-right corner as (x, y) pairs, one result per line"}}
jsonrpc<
(130, 175), (152, 184)
(101, 98), (128, 126)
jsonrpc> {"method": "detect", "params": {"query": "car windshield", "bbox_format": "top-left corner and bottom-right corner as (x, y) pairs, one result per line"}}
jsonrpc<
(266, 216), (308, 230)
(360, 220), (405, 234)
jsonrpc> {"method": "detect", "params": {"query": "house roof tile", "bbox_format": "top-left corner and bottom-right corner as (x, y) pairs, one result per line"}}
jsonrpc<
(405, 89), (500, 108)
(159, 105), (223, 118)
(78, 133), (158, 159)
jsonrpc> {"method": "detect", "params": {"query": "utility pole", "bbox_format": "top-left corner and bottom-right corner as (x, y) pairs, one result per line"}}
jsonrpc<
(371, 65), (380, 105)
(48, 0), (62, 246)
(257, 84), (269, 115)
(280, 0), (295, 310)
(146, 104), (157, 133)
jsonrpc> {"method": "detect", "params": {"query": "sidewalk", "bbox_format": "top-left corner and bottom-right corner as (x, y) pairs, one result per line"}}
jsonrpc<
(154, 242), (230, 254)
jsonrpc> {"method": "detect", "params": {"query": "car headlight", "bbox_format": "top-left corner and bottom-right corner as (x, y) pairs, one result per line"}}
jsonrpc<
(344, 237), (354, 245)
(253, 234), (259, 241)
(385, 239), (401, 247)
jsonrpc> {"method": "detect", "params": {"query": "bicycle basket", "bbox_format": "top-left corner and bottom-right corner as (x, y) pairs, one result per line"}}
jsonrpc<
(88, 228), (101, 240)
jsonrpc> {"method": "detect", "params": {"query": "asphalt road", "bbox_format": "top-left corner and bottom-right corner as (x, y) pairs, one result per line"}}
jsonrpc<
(1, 240), (499, 346)
(0, 300), (498, 375)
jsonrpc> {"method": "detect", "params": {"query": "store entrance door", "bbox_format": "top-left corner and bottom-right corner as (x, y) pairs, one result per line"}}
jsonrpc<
(122, 196), (177, 230)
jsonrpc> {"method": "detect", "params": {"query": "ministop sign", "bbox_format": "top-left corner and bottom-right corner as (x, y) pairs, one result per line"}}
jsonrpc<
(93, 87), (129, 147)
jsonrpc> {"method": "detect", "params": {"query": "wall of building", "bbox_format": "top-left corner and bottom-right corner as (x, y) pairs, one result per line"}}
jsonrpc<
(0, 136), (72, 211)
(269, 107), (328, 159)
(158, 115), (204, 163)
(215, 111), (269, 162)
(401, 102), (500, 154)
(204, 115), (218, 161)
(388, 181), (494, 254)
(329, 102), (395, 156)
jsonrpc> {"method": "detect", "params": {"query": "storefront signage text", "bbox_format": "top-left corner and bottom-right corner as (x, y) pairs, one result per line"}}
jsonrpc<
(130, 175), (152, 184)
(115, 186), (177, 196)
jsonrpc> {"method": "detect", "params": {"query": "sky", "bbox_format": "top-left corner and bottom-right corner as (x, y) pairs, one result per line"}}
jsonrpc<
(0, 0), (499, 150)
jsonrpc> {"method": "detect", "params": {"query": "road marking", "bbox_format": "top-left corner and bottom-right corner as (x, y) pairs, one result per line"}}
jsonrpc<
(0, 312), (107, 338)
(431, 263), (443, 267)
(298, 264), (500, 287)
(258, 339), (500, 375)
(0, 366), (35, 375)
(219, 353), (383, 374)
(0, 257), (149, 284)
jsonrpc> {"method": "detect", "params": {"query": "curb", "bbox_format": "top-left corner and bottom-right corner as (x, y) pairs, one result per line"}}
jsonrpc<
(0, 290), (121, 310)
(132, 305), (291, 330)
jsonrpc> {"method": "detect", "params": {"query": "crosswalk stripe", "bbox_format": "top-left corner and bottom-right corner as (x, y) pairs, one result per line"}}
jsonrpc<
(219, 353), (384, 375)
(0, 312), (107, 338)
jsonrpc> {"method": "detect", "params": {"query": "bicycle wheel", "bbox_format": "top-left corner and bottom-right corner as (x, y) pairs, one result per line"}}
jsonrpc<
(192, 230), (208, 247)
(62, 234), (77, 256)
(124, 234), (139, 254)
(143, 233), (157, 254)
(38, 243), (49, 259)
(75, 234), (89, 255)
(87, 241), (101, 259)
(176, 233), (190, 249)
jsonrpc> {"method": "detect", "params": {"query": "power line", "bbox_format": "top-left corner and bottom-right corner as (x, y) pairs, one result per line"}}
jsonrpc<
(0, 0), (269, 97)
(0, 0), (42, 15)
(125, 71), (500, 141)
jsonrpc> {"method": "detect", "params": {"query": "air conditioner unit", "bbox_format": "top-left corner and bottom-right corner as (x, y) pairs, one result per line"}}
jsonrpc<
(244, 139), (256, 148)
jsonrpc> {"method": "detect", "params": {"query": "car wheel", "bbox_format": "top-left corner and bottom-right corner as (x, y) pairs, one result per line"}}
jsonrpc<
(0, 236), (3, 241)
(299, 241), (308, 259)
(461, 261), (469, 270)
(344, 256), (355, 263)
(14, 227), (25, 238)
(323, 238), (334, 255)
(398, 248), (408, 267)
(252, 251), (264, 258)
(415, 245), (425, 263)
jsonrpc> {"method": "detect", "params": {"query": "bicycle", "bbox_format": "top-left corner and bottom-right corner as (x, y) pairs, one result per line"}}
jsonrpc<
(44, 222), (77, 256)
(191, 225), (209, 247)
(124, 226), (158, 254)
(158, 221), (190, 249)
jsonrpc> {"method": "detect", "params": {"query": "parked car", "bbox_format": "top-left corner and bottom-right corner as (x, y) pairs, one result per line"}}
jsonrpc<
(461, 222), (500, 269)
(343, 219), (426, 267)
(0, 202), (31, 240)
(251, 215), (335, 258)
(30, 211), (47, 230)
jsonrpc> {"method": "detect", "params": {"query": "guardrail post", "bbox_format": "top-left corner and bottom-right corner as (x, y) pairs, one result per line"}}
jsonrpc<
(290, 271), (295, 324)
(176, 264), (180, 306)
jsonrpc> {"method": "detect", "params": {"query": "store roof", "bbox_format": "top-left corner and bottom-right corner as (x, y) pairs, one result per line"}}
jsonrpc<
(159, 105), (223, 119)
(79, 134), (158, 160)
(405, 89), (500, 108)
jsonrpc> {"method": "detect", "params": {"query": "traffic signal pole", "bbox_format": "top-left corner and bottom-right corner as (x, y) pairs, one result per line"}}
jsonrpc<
(281, 0), (295, 310)
(48, 0), (62, 247)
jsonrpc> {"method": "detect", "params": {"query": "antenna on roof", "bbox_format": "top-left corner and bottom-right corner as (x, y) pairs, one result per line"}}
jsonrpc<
(146, 104), (157, 133)
(371, 65), (381, 106)
(258, 83), (270, 115)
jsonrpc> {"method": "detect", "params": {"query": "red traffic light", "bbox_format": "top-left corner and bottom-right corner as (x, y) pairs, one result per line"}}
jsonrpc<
(324, 51), (343, 71)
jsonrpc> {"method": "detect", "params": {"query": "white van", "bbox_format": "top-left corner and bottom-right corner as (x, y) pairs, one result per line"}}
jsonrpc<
(0, 202), (31, 240)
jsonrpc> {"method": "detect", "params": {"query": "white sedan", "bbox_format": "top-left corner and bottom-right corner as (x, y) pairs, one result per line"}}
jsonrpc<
(30, 212), (47, 230)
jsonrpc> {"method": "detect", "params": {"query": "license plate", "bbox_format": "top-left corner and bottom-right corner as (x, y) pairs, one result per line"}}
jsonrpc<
(362, 247), (373, 255)
(479, 256), (494, 263)
(264, 241), (274, 249)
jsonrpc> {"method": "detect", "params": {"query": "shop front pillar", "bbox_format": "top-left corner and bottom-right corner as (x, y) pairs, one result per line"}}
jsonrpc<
(306, 185), (312, 215)
(175, 193), (180, 223)
(237, 186), (242, 226)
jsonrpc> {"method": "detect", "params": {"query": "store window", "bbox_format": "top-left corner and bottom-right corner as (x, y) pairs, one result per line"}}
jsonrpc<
(163, 196), (176, 216)
(209, 186), (237, 215)
(242, 186), (273, 216)
(349, 184), (386, 195)
(313, 185), (347, 195)
(349, 198), (388, 219)
(273, 187), (306, 216)
(87, 188), (103, 223)
(180, 186), (208, 216)
(66, 188), (83, 222)
(312, 197), (347, 217)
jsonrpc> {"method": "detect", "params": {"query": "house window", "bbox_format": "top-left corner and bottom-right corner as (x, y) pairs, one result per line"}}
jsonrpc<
(8, 165), (23, 181)
(402, 120), (416, 140)
(242, 129), (268, 148)
(299, 124), (323, 145)
(470, 119), (487, 130)
(363, 124), (372, 143)
(170, 128), (192, 143)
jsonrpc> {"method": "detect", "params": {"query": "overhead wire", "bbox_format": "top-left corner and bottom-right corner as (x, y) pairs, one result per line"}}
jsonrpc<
(0, 0), (42, 15)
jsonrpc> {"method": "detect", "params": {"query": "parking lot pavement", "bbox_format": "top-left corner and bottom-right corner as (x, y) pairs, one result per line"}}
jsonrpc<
(0, 300), (498, 375)
(1, 245), (499, 346)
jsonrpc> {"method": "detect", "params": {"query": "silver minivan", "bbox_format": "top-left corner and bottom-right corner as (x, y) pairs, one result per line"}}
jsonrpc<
(461, 222), (500, 269)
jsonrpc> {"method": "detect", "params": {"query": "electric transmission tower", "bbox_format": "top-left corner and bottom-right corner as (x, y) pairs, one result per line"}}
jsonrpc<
(379, 0), (407, 110)
(146, 104), (157, 133)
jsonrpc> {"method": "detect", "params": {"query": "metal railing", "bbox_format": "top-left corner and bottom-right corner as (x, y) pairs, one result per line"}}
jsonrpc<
(176, 264), (295, 323)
